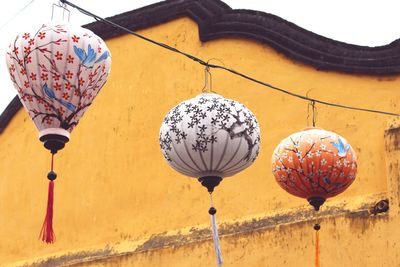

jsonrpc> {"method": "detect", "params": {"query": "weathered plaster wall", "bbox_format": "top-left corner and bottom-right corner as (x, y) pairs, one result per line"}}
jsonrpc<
(0, 16), (399, 266)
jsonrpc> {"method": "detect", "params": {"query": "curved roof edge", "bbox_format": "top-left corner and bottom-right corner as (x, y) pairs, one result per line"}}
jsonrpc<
(1, 0), (400, 133)
(86, 0), (400, 75)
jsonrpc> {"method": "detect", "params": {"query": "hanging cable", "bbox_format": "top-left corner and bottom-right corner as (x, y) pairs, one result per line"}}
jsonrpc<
(60, 0), (400, 117)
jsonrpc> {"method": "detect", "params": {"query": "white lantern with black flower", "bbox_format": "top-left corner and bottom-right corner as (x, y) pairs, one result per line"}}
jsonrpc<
(160, 92), (260, 266)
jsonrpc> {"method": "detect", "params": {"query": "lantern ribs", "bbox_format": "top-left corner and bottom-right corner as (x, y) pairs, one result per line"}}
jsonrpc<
(24, 40), (67, 60)
(279, 140), (331, 195)
(277, 157), (313, 195)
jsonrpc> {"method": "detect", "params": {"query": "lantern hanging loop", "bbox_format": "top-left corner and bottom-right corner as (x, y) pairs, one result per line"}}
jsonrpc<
(202, 65), (212, 93)
(306, 89), (317, 127)
(307, 99), (317, 127)
(52, 1), (70, 21)
(201, 58), (225, 94)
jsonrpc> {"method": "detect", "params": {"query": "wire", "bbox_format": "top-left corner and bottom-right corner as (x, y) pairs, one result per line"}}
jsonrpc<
(61, 0), (400, 117)
(0, 0), (35, 32)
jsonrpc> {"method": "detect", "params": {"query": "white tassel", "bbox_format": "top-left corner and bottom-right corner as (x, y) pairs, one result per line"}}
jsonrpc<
(210, 207), (223, 266)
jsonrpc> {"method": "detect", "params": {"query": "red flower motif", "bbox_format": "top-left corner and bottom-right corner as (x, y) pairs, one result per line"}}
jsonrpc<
(54, 82), (61, 91)
(10, 64), (15, 72)
(30, 73), (37, 80)
(79, 78), (85, 86)
(65, 82), (72, 90)
(25, 56), (32, 64)
(24, 46), (31, 54)
(28, 39), (35, 46)
(22, 33), (30, 40)
(54, 51), (63, 60)
(65, 70), (73, 79)
(45, 117), (53, 125)
(44, 104), (52, 111)
(53, 73), (60, 81)
(26, 95), (33, 102)
(12, 47), (18, 55)
(57, 107), (65, 116)
(98, 46), (102, 53)
(24, 81), (30, 88)
(41, 73), (48, 81)
(74, 89), (81, 96)
(62, 92), (69, 100)
(20, 68), (26, 75)
(38, 32), (46, 39)
(67, 55), (74, 63)
(72, 35), (80, 43)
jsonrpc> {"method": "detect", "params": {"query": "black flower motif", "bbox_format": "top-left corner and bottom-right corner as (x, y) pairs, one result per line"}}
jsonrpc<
(211, 117), (219, 125)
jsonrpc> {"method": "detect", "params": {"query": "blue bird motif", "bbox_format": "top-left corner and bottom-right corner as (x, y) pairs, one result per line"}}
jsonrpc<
(323, 176), (344, 189)
(323, 176), (331, 185)
(43, 83), (76, 112)
(95, 51), (109, 63)
(331, 137), (350, 157)
(73, 44), (109, 68)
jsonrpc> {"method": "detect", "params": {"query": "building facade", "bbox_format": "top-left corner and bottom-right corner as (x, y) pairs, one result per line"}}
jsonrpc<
(0, 0), (400, 266)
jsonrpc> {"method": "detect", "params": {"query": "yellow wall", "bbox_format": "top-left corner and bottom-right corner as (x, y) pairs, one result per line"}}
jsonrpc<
(0, 17), (399, 266)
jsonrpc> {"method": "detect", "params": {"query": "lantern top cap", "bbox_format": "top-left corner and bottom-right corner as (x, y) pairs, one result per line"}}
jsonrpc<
(196, 92), (222, 98)
(302, 126), (323, 131)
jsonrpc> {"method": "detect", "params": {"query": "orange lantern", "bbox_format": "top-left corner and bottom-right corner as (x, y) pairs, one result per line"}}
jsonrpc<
(272, 127), (357, 211)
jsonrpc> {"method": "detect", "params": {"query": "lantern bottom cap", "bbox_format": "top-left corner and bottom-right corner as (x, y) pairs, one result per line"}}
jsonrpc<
(308, 196), (326, 211)
(198, 176), (223, 193)
(39, 128), (70, 154)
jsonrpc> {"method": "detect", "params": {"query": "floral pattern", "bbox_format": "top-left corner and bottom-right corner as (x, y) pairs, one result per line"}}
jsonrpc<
(272, 127), (357, 199)
(160, 93), (260, 178)
(6, 23), (111, 134)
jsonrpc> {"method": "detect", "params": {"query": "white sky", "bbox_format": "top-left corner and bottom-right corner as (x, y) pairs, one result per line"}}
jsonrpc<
(1, 0), (400, 114)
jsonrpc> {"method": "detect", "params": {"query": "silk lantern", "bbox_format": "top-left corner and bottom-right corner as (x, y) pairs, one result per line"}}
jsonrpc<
(271, 127), (357, 210)
(6, 22), (111, 243)
(272, 127), (357, 267)
(160, 93), (260, 266)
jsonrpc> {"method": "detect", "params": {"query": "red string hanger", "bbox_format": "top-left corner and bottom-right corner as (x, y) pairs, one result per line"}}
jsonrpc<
(5, 19), (111, 243)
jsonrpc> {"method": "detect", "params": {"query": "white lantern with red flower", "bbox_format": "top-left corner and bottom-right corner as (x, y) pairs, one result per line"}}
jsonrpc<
(5, 22), (111, 243)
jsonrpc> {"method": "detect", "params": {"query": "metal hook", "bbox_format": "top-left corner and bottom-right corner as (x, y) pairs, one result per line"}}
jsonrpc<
(51, 1), (70, 22)
(201, 64), (213, 93)
(306, 89), (317, 127)
(200, 58), (225, 94)
(307, 100), (317, 127)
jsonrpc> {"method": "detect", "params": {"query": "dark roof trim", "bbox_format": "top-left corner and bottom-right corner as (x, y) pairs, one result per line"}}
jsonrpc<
(2, 0), (400, 133)
(0, 96), (22, 133)
(85, 0), (400, 75)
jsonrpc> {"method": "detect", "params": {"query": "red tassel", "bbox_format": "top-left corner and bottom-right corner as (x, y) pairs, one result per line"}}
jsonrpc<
(40, 180), (56, 243)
